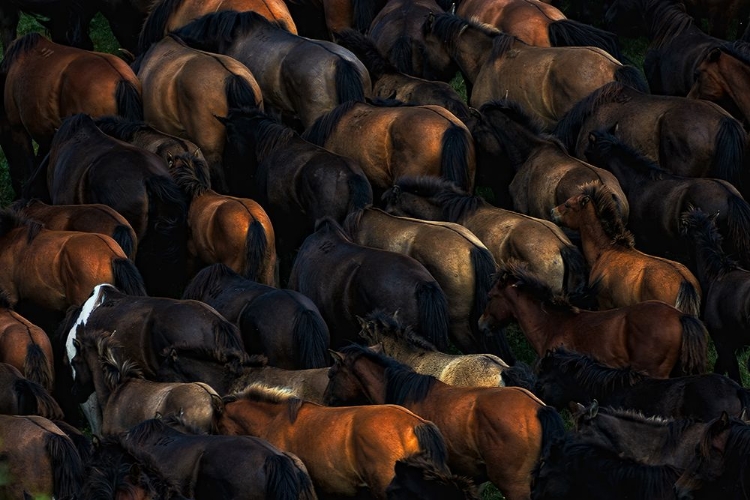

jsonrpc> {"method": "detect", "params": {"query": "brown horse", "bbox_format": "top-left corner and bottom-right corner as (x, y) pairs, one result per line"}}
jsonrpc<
(0, 362), (63, 419)
(0, 210), (146, 313)
(0, 293), (55, 392)
(13, 198), (138, 260)
(219, 384), (449, 499)
(171, 155), (277, 285)
(550, 182), (702, 315)
(456, 0), (621, 57)
(478, 259), (709, 378)
(324, 344), (566, 500)
(134, 35), (263, 192)
(421, 13), (646, 129)
(303, 100), (475, 194)
(0, 415), (83, 499)
(138, 0), (297, 52)
(0, 33), (142, 196)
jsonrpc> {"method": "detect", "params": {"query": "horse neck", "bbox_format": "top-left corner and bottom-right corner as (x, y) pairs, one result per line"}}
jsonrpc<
(574, 207), (615, 264)
(88, 350), (114, 405)
(503, 289), (567, 355)
(221, 399), (280, 435)
(443, 29), (495, 83)
(380, 337), (426, 364)
(350, 357), (389, 405)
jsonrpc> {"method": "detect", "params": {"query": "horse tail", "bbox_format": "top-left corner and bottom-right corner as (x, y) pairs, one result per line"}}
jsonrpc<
(613, 65), (649, 93)
(470, 245), (497, 337)
(137, 0), (182, 53)
(115, 79), (144, 122)
(560, 244), (588, 296)
(414, 422), (448, 470)
(23, 343), (54, 393)
(674, 280), (701, 317)
(388, 35), (414, 74)
(536, 405), (566, 458)
(335, 57), (367, 105)
(46, 432), (83, 499)
(415, 281), (450, 351)
(440, 124), (473, 190)
(347, 170), (374, 213)
(112, 224), (137, 260)
(483, 327), (517, 365)
(712, 116), (745, 190)
(112, 258), (147, 296)
(13, 379), (64, 419)
(264, 453), (310, 500)
(212, 318), (247, 355)
(225, 72), (260, 110)
(243, 218), (269, 282)
(353, 0), (377, 32)
(292, 307), (330, 369)
(676, 315), (709, 376)
(500, 361), (537, 391)
(547, 19), (622, 60)
(726, 193), (750, 268)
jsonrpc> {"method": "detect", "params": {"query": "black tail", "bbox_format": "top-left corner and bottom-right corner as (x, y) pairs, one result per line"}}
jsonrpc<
(23, 343), (54, 393)
(46, 433), (83, 499)
(414, 422), (448, 470)
(264, 453), (310, 500)
(536, 405), (566, 458)
(112, 258), (147, 296)
(415, 281), (450, 351)
(388, 35), (414, 74)
(13, 378), (64, 419)
(674, 280), (701, 317)
(470, 245), (498, 341)
(112, 224), (137, 260)
(138, 0), (182, 53)
(560, 244), (588, 295)
(115, 80), (144, 121)
(726, 193), (750, 269)
(346, 170), (374, 213)
(353, 0), (378, 32)
(483, 326), (517, 365)
(225, 73), (261, 110)
(712, 116), (746, 191)
(243, 218), (270, 282)
(212, 318), (247, 355)
(676, 315), (709, 376)
(50, 420), (93, 463)
(335, 58), (367, 105)
(613, 65), (649, 93)
(292, 307), (330, 369)
(440, 124), (474, 190)
(548, 19), (622, 60)
(500, 361), (537, 391)
(182, 263), (234, 301)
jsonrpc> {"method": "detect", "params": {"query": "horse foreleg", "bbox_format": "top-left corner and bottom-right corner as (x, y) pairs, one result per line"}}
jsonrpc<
(714, 341), (742, 383)
(0, 125), (35, 199)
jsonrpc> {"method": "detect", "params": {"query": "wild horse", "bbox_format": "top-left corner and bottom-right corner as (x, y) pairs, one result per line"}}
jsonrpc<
(0, 362), (63, 419)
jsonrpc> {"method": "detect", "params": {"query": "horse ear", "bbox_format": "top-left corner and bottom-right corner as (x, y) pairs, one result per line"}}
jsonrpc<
(449, 2), (456, 14)
(425, 11), (435, 30)
(368, 343), (384, 354)
(214, 114), (230, 125)
(72, 337), (81, 351)
(720, 411), (730, 425)
(167, 152), (174, 168)
(588, 399), (599, 418)
(588, 132), (597, 145)
(154, 411), (163, 420)
(92, 435), (101, 448)
(580, 195), (590, 207)
(707, 47), (721, 62)
(607, 122), (619, 135)
(329, 350), (344, 364)
(571, 401), (586, 415)
(740, 408), (748, 422)
(356, 316), (367, 329)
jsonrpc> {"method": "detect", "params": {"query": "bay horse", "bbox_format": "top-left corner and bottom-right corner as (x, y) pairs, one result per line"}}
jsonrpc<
(0, 33), (143, 196)
(479, 259), (709, 378)
(171, 10), (371, 128)
(71, 331), (223, 436)
(133, 35), (263, 192)
(585, 129), (750, 268)
(421, 13), (646, 129)
(303, 99), (476, 194)
(40, 113), (187, 298)
(12, 198), (138, 260)
(324, 344), (566, 500)
(550, 182), (702, 315)
(344, 208), (497, 354)
(121, 417), (318, 500)
(0, 362), (63, 419)
(387, 453), (479, 500)
(382, 177), (588, 297)
(356, 310), (515, 387)
(183, 264), (330, 370)
(334, 29), (471, 122)
(0, 293), (55, 393)
(535, 348), (750, 421)
(681, 208), (750, 383)
(0, 415), (83, 499)
(289, 218), (451, 350)
(220, 384), (449, 499)
(138, 0), (297, 53)
(553, 82), (748, 198)
(456, 0), (621, 58)
(170, 153), (277, 285)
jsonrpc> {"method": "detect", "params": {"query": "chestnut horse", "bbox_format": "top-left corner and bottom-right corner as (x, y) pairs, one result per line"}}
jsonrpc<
(324, 344), (566, 500)
(303, 99), (476, 194)
(478, 260), (709, 378)
(0, 362), (63, 419)
(138, 0), (297, 52)
(550, 182), (702, 315)
(0, 33), (142, 195)
(219, 384), (449, 499)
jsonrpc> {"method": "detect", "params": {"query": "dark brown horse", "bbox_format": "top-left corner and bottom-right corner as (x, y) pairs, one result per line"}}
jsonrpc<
(0, 362), (63, 419)
(133, 35), (263, 192)
(554, 82), (748, 198)
(382, 177), (588, 296)
(12, 198), (138, 260)
(183, 264), (330, 370)
(138, 0), (297, 53)
(0, 33), (142, 196)
(303, 99), (475, 194)
(478, 259), (708, 378)
(550, 182), (702, 315)
(387, 453), (480, 500)
(324, 344), (566, 500)
(284, 0), (385, 39)
(172, 10), (371, 128)
(421, 13), (646, 128)
(220, 385), (449, 499)
(344, 207), (497, 353)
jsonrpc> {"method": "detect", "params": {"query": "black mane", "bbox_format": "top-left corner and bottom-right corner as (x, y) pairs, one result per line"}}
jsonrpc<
(425, 13), (500, 55)
(387, 176), (483, 222)
(301, 100), (360, 147)
(0, 33), (43, 73)
(495, 259), (577, 312)
(581, 182), (634, 247)
(94, 116), (150, 142)
(479, 100), (546, 137)
(335, 29), (396, 79)
(170, 153), (212, 198)
(539, 348), (645, 396)
(182, 263), (242, 302)
(587, 129), (669, 182)
(680, 208), (739, 282)
(645, 0), (696, 48)
(0, 208), (43, 243)
(171, 10), (286, 54)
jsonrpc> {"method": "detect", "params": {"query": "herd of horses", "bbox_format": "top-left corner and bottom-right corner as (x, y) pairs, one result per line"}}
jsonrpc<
(2, 0), (750, 498)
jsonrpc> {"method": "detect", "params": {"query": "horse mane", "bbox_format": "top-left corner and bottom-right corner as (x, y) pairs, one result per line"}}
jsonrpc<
(125, 418), (181, 446)
(680, 208), (738, 281)
(539, 348), (645, 395)
(93, 115), (149, 142)
(96, 335), (144, 392)
(137, 0), (183, 53)
(334, 29), (397, 79)
(52, 113), (103, 148)
(0, 208), (43, 243)
(489, 31), (520, 60)
(590, 407), (697, 450)
(224, 384), (304, 423)
(243, 109), (297, 161)
(425, 12), (500, 55)
(392, 452), (479, 499)
(170, 153), (211, 198)
(580, 181), (634, 247)
(182, 263), (240, 302)
(0, 290), (11, 310)
(359, 310), (438, 352)
(172, 10), (286, 55)
(314, 216), (353, 241)
(0, 33), (43, 73)
(717, 40), (750, 67)
(720, 420), (750, 474)
(479, 100), (546, 137)
(301, 100), (361, 147)
(387, 176), (483, 222)
(587, 130), (668, 182)
(339, 344), (437, 406)
(645, 0), (695, 48)
(496, 259), (578, 312)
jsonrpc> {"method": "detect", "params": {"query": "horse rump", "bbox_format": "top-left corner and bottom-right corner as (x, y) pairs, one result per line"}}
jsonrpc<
(414, 422), (449, 470)
(263, 452), (315, 500)
(13, 378), (64, 419)
(112, 224), (137, 259)
(23, 343), (54, 393)
(440, 124), (474, 190)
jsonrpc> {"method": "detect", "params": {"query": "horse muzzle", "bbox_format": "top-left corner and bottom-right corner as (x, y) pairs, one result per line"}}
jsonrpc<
(550, 207), (562, 223)
(477, 313), (495, 331)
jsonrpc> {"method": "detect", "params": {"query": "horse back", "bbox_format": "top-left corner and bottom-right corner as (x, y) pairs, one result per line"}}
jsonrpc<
(458, 0), (566, 46)
(167, 0), (297, 33)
